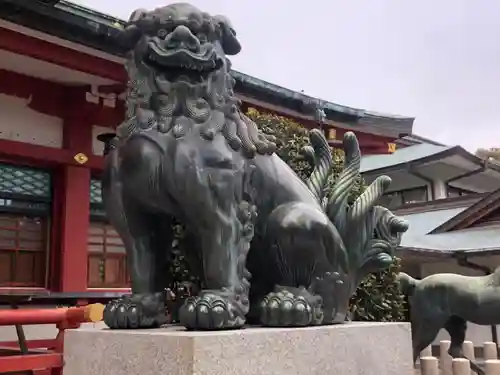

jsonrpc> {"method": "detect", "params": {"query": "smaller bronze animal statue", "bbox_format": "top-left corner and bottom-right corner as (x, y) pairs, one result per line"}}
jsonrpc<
(398, 270), (500, 374)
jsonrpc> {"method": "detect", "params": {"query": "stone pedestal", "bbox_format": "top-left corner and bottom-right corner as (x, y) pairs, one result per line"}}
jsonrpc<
(64, 322), (413, 375)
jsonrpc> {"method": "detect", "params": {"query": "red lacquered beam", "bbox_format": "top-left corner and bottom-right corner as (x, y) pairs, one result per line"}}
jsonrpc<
(0, 303), (104, 326)
(0, 339), (56, 349)
(0, 346), (53, 354)
(0, 353), (62, 373)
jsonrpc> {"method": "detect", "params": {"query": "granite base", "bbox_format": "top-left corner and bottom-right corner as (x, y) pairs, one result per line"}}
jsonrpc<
(64, 322), (413, 375)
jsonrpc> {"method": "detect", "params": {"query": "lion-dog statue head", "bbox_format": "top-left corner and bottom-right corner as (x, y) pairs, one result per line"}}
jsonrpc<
(116, 3), (276, 157)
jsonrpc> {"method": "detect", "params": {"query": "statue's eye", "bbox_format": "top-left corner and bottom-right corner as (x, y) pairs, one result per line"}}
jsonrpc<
(197, 33), (207, 43)
(157, 29), (167, 38)
(188, 17), (202, 31)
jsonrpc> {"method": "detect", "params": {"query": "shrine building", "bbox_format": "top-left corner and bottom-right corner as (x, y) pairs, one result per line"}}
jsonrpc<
(0, 1), (415, 294)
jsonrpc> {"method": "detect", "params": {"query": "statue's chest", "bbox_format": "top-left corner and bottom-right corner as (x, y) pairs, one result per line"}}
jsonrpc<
(167, 135), (246, 196)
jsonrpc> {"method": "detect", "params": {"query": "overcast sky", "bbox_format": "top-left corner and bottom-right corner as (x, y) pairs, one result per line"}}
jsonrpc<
(74, 0), (500, 152)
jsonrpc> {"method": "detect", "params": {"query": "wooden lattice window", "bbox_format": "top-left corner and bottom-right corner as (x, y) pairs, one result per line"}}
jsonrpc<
(87, 222), (129, 288)
(0, 215), (48, 287)
(0, 164), (51, 198)
(0, 164), (51, 288)
(89, 179), (102, 205)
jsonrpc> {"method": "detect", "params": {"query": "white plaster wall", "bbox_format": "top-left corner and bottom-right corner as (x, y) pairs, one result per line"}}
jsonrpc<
(421, 256), (500, 277)
(432, 179), (447, 199)
(407, 163), (499, 194)
(420, 257), (500, 347)
(0, 94), (63, 148)
(92, 125), (115, 156)
(366, 161), (500, 202)
(365, 170), (431, 193)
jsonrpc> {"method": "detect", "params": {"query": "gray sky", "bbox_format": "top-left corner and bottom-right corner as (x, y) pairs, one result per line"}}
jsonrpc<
(73, 0), (500, 152)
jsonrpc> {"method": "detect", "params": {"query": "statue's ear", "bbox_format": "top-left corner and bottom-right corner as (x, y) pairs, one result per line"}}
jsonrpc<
(214, 15), (241, 55)
(118, 8), (148, 50)
(128, 8), (148, 23)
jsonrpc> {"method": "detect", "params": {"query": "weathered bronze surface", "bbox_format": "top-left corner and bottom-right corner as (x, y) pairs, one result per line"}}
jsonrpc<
(398, 271), (500, 374)
(102, 3), (408, 331)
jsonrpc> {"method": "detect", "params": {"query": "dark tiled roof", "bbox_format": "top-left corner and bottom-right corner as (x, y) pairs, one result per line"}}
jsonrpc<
(430, 186), (500, 234)
(0, 0), (414, 137)
(396, 134), (446, 147)
(361, 144), (452, 172)
(397, 190), (500, 256)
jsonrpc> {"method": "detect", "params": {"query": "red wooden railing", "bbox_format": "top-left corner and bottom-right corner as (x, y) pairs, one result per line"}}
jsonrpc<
(0, 303), (104, 374)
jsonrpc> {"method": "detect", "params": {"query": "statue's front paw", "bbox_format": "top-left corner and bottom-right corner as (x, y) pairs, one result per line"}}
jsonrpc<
(260, 287), (324, 327)
(103, 293), (167, 329)
(179, 290), (247, 330)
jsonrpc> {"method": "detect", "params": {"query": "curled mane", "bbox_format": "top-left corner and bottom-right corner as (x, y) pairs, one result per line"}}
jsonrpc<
(116, 5), (277, 158)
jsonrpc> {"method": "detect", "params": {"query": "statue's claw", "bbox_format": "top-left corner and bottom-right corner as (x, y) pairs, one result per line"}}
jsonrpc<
(103, 293), (167, 329)
(259, 287), (324, 327)
(179, 290), (247, 330)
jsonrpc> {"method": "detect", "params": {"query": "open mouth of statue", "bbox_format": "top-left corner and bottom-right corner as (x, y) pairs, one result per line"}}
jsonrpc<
(146, 42), (223, 82)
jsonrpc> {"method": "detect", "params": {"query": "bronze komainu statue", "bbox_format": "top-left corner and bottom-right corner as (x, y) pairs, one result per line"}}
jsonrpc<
(399, 270), (500, 374)
(102, 3), (408, 331)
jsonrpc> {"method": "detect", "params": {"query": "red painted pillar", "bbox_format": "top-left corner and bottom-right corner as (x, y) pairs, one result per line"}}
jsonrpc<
(58, 166), (91, 292)
(57, 97), (92, 292)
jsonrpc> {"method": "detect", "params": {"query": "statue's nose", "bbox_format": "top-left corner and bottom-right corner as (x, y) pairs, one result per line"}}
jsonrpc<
(164, 25), (200, 52)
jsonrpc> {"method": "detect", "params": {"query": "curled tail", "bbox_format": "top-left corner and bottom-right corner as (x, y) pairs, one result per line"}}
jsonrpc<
(397, 272), (420, 297)
(304, 129), (333, 205)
